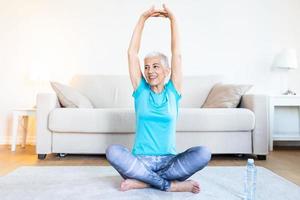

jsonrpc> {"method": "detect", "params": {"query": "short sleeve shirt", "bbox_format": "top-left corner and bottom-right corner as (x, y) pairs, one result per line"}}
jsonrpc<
(132, 77), (182, 156)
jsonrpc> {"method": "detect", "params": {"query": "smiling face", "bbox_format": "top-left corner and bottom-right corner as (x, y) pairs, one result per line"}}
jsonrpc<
(144, 56), (170, 86)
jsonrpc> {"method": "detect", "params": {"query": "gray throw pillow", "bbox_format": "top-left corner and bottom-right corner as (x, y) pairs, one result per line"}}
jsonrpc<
(50, 81), (94, 108)
(201, 83), (252, 108)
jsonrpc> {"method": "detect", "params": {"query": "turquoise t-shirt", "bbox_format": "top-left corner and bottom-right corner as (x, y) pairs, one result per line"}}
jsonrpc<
(131, 77), (182, 156)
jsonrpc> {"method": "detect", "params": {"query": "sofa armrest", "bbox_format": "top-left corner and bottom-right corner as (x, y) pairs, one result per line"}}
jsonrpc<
(239, 94), (269, 155)
(36, 93), (60, 154)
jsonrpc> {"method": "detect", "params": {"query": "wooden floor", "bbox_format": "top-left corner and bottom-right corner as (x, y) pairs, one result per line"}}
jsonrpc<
(1, 145), (300, 186)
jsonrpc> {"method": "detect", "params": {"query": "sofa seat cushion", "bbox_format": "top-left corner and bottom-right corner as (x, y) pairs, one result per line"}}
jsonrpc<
(176, 108), (255, 131)
(48, 108), (255, 133)
(48, 108), (136, 133)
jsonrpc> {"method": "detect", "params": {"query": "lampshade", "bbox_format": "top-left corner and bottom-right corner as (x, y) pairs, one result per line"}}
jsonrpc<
(273, 49), (298, 69)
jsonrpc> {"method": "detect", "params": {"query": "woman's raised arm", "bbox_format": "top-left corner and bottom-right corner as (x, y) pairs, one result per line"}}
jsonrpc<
(128, 6), (165, 90)
(163, 4), (182, 94)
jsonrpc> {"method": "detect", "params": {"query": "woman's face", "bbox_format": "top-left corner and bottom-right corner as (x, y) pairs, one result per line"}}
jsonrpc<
(144, 56), (170, 86)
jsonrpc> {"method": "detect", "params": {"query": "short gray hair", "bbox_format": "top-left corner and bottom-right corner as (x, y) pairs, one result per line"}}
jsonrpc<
(144, 51), (170, 68)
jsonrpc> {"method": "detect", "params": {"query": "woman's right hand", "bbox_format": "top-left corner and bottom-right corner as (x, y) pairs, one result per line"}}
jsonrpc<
(141, 5), (167, 20)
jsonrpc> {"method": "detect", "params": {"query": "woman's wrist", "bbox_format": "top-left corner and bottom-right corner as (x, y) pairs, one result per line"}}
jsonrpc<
(139, 14), (148, 21)
(169, 16), (176, 22)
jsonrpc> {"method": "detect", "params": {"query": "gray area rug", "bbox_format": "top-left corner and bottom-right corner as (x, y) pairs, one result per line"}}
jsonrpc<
(0, 166), (299, 200)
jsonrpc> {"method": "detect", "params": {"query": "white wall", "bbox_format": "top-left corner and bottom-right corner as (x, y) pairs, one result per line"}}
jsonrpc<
(0, 0), (300, 144)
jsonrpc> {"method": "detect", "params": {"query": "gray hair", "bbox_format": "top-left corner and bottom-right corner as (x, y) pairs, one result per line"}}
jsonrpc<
(144, 51), (170, 68)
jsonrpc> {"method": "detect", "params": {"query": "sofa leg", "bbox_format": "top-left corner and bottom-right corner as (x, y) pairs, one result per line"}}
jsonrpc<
(236, 154), (244, 158)
(38, 154), (47, 160)
(256, 155), (267, 160)
(57, 153), (67, 158)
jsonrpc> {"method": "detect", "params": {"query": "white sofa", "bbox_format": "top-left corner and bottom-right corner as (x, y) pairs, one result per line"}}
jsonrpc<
(36, 75), (269, 160)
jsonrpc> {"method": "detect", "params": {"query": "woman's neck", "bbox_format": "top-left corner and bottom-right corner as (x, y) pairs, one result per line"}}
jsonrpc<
(150, 83), (165, 94)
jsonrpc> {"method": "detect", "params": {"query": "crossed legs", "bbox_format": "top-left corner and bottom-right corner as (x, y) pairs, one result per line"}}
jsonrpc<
(105, 144), (211, 193)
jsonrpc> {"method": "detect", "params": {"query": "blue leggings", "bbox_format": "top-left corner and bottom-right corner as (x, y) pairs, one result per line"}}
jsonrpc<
(105, 144), (211, 191)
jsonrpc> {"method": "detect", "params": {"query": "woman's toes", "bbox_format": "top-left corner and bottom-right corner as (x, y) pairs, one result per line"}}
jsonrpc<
(190, 180), (200, 193)
(120, 181), (129, 191)
(192, 186), (200, 193)
(193, 189), (200, 193)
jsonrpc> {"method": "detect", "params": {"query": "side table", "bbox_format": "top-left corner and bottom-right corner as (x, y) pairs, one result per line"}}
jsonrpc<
(11, 108), (36, 151)
(269, 95), (300, 151)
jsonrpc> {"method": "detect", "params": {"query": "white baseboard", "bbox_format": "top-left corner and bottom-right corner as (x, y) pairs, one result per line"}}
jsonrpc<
(274, 141), (300, 147)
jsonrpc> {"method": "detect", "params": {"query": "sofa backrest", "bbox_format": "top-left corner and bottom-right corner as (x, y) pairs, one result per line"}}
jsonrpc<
(70, 74), (222, 108)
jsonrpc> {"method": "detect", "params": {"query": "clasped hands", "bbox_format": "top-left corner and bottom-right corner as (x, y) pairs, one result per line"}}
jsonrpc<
(141, 4), (175, 21)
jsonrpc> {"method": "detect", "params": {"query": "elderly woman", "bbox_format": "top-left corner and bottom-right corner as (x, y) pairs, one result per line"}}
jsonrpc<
(105, 4), (211, 193)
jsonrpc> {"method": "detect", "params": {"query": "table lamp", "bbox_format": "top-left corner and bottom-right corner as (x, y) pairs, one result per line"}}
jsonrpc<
(272, 48), (298, 95)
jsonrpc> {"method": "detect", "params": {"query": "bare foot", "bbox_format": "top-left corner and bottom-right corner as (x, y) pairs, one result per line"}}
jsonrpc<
(120, 179), (150, 191)
(167, 180), (200, 193)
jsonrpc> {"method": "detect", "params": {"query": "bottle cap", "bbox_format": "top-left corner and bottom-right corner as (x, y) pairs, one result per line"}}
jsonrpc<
(247, 158), (254, 164)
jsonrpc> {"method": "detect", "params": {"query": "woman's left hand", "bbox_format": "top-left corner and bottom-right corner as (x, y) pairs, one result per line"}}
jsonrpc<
(162, 4), (175, 20)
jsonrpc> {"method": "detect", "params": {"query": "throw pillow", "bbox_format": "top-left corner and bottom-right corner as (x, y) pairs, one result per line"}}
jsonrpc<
(50, 81), (94, 108)
(201, 83), (252, 108)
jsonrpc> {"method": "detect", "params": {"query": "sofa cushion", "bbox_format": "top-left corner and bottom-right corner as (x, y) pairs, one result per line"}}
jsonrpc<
(202, 83), (252, 108)
(180, 75), (223, 107)
(48, 108), (254, 133)
(176, 108), (255, 131)
(70, 75), (134, 108)
(48, 108), (136, 133)
(50, 82), (94, 108)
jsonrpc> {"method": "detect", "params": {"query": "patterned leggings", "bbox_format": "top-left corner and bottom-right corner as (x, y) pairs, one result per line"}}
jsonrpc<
(105, 144), (211, 191)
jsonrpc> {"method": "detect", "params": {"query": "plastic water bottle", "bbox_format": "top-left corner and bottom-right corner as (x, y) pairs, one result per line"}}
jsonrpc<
(244, 158), (257, 200)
